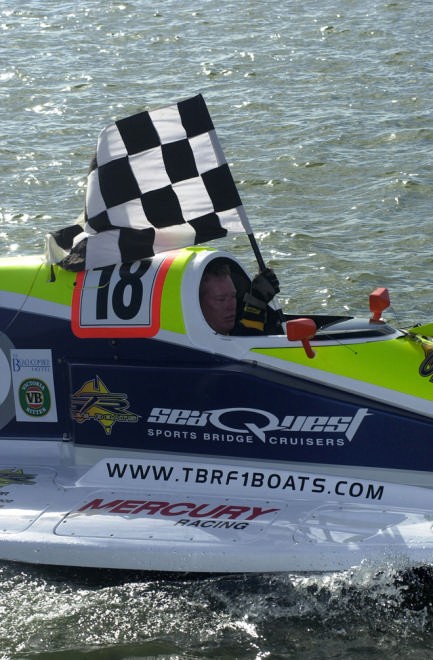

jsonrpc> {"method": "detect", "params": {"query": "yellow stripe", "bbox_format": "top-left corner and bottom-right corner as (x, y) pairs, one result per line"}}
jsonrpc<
(240, 319), (264, 331)
(252, 335), (433, 400)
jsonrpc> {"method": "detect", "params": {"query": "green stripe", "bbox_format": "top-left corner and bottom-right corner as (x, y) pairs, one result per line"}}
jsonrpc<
(252, 335), (433, 400)
(0, 258), (75, 306)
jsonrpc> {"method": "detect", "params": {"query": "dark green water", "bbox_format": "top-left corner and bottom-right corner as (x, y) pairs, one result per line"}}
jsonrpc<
(1, 562), (433, 658)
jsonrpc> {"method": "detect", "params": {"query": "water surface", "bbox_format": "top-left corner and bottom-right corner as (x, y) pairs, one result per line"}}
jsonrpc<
(1, 1), (433, 657)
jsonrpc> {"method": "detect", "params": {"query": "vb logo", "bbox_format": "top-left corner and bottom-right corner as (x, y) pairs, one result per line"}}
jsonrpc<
(19, 379), (51, 417)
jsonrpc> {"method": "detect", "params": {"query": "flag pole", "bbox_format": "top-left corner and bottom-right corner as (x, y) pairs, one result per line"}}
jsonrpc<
(247, 231), (267, 272)
(242, 215), (284, 323)
(237, 205), (267, 273)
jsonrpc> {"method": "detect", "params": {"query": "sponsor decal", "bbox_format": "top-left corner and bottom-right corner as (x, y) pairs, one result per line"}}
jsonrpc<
(71, 375), (140, 435)
(18, 379), (51, 417)
(145, 406), (371, 448)
(419, 342), (433, 382)
(0, 468), (36, 487)
(73, 497), (279, 531)
(105, 462), (385, 501)
(77, 498), (278, 519)
(10, 349), (58, 422)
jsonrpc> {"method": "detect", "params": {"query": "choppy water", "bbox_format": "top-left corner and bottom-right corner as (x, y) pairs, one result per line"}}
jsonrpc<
(2, 0), (433, 657)
(2, 562), (433, 659)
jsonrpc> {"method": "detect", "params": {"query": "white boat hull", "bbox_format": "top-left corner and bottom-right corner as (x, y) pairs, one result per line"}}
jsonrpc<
(2, 440), (433, 573)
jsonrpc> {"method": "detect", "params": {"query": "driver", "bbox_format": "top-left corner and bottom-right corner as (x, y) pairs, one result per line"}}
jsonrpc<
(199, 261), (280, 335)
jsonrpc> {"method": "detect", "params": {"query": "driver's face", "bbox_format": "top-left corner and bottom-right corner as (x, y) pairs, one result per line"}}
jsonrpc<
(200, 275), (237, 334)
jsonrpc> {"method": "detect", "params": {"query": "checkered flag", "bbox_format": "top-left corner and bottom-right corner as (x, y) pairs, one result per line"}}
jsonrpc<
(46, 95), (253, 271)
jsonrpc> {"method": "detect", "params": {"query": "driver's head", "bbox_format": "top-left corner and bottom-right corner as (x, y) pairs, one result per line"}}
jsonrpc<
(199, 263), (237, 334)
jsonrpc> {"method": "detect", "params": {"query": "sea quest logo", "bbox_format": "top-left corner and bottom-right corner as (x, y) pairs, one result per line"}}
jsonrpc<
(145, 407), (371, 447)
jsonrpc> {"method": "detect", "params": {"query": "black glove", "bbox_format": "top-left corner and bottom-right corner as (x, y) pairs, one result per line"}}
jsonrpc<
(251, 268), (280, 303)
(240, 268), (280, 333)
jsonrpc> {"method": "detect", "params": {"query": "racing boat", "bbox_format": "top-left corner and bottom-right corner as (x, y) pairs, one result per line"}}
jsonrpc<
(1, 95), (433, 573)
